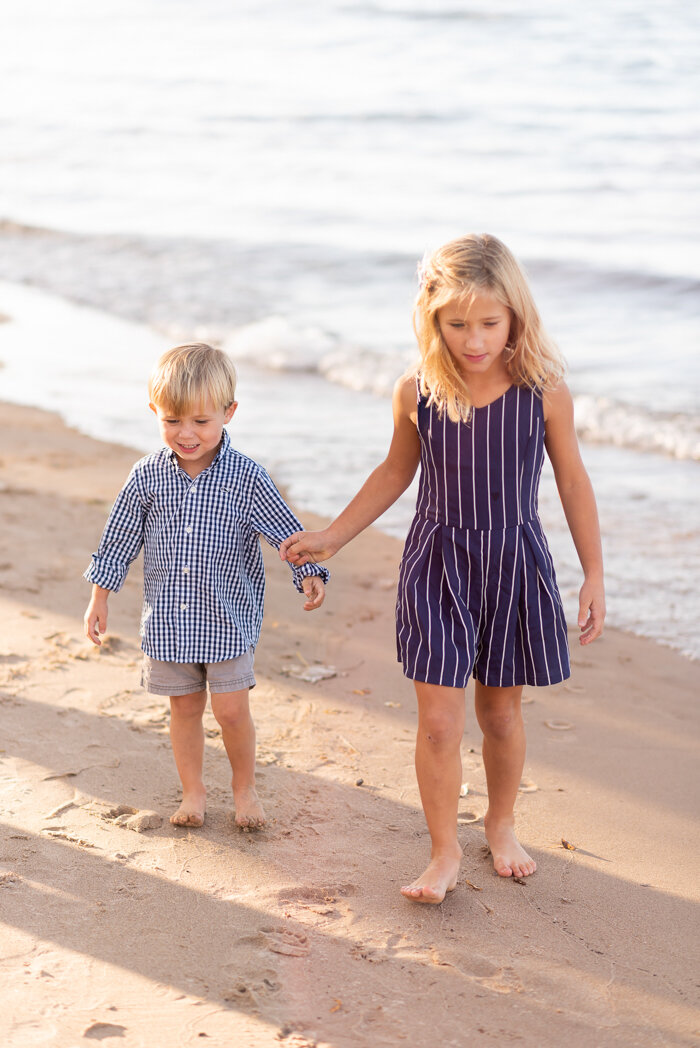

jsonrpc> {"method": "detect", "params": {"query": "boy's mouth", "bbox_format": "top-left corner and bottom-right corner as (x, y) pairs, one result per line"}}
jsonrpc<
(177, 443), (199, 453)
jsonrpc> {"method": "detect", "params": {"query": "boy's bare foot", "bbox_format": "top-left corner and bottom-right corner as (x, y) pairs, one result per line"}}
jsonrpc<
(233, 785), (266, 829)
(400, 848), (462, 904)
(170, 787), (206, 827)
(484, 815), (536, 878)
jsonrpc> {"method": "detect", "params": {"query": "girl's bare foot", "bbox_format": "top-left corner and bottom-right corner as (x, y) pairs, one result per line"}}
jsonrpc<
(233, 785), (266, 829)
(484, 815), (536, 877)
(400, 848), (462, 904)
(170, 786), (207, 827)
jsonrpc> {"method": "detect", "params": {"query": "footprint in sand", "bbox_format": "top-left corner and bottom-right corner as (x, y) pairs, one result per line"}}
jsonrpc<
(431, 946), (499, 979)
(260, 927), (310, 957)
(222, 969), (280, 1010)
(431, 947), (522, 993)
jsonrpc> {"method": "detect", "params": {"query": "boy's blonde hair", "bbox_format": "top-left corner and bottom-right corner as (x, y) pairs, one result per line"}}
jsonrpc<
(149, 343), (237, 414)
(413, 234), (565, 422)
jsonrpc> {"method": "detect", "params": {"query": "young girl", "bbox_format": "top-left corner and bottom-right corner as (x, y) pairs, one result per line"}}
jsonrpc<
(280, 234), (605, 903)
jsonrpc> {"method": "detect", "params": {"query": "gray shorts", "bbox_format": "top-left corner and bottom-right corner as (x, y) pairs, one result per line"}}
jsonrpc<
(141, 650), (256, 696)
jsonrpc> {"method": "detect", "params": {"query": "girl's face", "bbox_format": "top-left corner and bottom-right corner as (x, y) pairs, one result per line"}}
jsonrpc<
(150, 398), (237, 477)
(437, 289), (512, 381)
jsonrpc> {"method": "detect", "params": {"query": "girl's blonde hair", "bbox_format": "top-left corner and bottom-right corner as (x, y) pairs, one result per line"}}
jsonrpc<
(414, 234), (565, 421)
(149, 343), (237, 414)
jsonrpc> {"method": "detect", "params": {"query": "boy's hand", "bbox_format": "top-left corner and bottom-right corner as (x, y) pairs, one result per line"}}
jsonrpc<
(280, 528), (337, 565)
(84, 590), (109, 646)
(301, 575), (325, 611)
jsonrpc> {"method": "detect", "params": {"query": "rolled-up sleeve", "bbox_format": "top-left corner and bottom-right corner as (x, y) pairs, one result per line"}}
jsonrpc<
(250, 469), (330, 593)
(84, 471), (146, 592)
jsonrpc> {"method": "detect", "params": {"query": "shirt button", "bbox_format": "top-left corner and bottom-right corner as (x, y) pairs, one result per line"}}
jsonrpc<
(185, 526), (193, 534)
(183, 567), (190, 574)
(180, 603), (188, 611)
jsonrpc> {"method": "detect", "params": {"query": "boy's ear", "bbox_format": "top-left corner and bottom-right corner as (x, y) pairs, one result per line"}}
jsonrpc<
(224, 402), (238, 424)
(149, 402), (158, 415)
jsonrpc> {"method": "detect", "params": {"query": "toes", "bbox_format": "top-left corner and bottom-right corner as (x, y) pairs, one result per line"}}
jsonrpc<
(170, 810), (204, 827)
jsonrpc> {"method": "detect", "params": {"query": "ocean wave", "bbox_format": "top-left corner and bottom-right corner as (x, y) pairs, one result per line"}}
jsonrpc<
(2, 219), (699, 307)
(572, 395), (700, 462)
(225, 316), (700, 462)
(225, 316), (413, 397)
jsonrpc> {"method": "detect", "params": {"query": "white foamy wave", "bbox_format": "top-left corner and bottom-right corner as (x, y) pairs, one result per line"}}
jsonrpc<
(573, 395), (700, 462)
(225, 316), (336, 372)
(225, 316), (414, 398)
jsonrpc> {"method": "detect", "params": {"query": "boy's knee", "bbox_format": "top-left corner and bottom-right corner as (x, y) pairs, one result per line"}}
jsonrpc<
(171, 692), (207, 718)
(212, 697), (249, 731)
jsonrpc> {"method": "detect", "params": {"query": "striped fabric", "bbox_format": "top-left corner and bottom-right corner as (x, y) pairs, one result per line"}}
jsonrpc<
(85, 430), (329, 662)
(396, 384), (570, 688)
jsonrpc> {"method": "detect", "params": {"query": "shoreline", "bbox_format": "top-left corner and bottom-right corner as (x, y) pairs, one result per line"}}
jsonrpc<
(1, 277), (698, 661)
(0, 400), (698, 1047)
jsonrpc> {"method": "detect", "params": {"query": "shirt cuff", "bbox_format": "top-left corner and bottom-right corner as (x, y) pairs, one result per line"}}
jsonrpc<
(84, 558), (128, 593)
(291, 562), (330, 593)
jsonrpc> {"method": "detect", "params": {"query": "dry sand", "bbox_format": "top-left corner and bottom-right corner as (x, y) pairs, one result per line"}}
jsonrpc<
(0, 400), (698, 1048)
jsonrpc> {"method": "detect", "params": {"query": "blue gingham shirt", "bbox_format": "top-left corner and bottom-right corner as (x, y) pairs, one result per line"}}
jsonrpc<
(84, 430), (329, 662)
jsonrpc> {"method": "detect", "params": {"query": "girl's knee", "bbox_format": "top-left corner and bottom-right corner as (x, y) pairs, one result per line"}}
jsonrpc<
(419, 710), (463, 748)
(479, 704), (522, 741)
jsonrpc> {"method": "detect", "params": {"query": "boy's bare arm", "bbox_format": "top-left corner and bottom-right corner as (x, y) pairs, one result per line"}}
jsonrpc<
(84, 584), (111, 646)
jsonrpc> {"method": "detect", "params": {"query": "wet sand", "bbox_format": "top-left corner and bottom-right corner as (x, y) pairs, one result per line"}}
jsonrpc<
(0, 401), (698, 1047)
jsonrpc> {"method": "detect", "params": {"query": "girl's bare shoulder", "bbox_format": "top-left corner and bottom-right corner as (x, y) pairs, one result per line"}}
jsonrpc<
(393, 370), (420, 423)
(542, 379), (573, 423)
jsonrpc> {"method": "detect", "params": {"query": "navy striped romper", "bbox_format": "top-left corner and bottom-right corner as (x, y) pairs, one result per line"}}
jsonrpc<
(396, 382), (570, 689)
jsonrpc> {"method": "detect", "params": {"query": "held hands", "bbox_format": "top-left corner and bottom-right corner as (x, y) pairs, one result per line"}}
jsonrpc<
(280, 528), (337, 566)
(578, 577), (605, 645)
(301, 575), (325, 611)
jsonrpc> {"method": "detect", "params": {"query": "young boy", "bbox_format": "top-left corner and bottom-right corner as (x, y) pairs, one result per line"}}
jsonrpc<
(84, 343), (328, 830)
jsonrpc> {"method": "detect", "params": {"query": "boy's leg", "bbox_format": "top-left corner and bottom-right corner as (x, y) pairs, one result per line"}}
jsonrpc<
(401, 681), (465, 904)
(169, 690), (208, 827)
(475, 682), (536, 878)
(210, 689), (266, 829)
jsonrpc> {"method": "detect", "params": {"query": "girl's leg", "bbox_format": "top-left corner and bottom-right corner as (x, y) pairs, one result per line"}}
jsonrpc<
(474, 682), (536, 878)
(210, 689), (266, 829)
(401, 681), (465, 904)
(169, 690), (208, 827)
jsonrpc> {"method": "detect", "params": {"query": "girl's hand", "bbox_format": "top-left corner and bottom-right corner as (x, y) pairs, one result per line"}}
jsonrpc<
(84, 593), (109, 646)
(280, 529), (337, 565)
(578, 578), (605, 645)
(301, 575), (325, 610)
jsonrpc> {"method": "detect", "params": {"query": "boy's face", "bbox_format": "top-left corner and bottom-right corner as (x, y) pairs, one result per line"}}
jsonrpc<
(150, 398), (237, 477)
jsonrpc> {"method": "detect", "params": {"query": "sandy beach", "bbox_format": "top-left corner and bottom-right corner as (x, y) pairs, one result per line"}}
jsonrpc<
(0, 399), (698, 1048)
